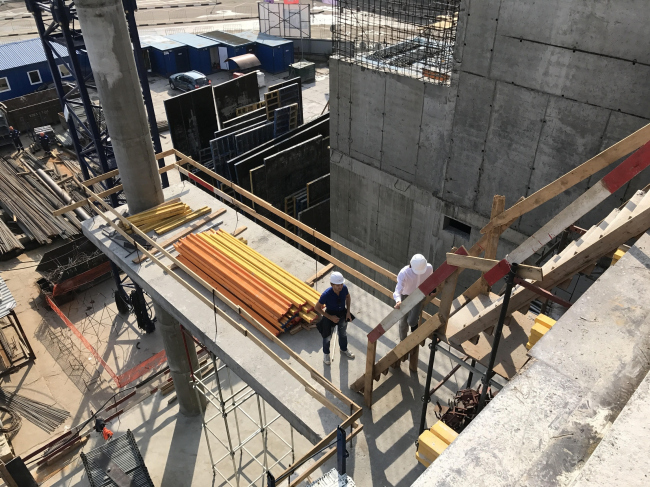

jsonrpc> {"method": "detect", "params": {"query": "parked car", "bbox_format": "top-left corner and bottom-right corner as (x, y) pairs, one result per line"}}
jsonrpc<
(169, 71), (211, 92)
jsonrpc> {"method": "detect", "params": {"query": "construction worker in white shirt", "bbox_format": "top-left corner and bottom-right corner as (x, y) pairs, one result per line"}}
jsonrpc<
(394, 254), (434, 341)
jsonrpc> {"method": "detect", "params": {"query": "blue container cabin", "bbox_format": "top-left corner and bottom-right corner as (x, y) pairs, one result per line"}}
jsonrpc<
(164, 33), (221, 74)
(0, 38), (71, 102)
(139, 34), (191, 77)
(235, 31), (294, 74)
(197, 31), (255, 71)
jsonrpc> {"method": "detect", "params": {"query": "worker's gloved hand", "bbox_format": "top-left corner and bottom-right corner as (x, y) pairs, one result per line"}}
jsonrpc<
(346, 311), (352, 322)
(394, 301), (401, 309)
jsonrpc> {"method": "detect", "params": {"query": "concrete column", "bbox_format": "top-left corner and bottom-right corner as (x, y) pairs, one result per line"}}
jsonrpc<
(153, 303), (206, 416)
(75, 0), (164, 214)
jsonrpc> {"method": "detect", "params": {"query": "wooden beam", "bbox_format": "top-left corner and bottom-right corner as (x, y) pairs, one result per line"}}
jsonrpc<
(232, 225), (247, 237)
(53, 163), (177, 216)
(132, 209), (224, 264)
(364, 340), (377, 407)
(172, 150), (398, 282)
(446, 254), (543, 281)
(284, 425), (363, 486)
(305, 263), (334, 286)
(480, 195), (506, 295)
(351, 313), (443, 392)
(176, 164), (395, 299)
(481, 124), (650, 234)
(438, 269), (460, 335)
(445, 200), (650, 344)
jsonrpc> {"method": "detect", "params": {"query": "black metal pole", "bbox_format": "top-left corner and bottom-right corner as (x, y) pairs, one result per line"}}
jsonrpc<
(336, 425), (347, 475)
(465, 359), (476, 389)
(478, 263), (518, 410)
(418, 337), (438, 435)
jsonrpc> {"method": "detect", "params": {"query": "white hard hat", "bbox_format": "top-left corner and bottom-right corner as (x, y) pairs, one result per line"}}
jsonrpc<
(410, 254), (428, 275)
(330, 272), (345, 285)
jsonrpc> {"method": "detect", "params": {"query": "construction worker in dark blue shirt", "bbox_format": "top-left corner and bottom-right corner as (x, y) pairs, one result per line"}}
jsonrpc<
(315, 272), (355, 365)
(9, 126), (22, 151)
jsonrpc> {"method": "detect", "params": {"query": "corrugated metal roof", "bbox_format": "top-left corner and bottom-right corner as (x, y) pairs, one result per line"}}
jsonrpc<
(199, 31), (252, 47)
(0, 38), (69, 71)
(236, 31), (293, 47)
(0, 275), (16, 319)
(139, 34), (186, 51)
(227, 54), (261, 69)
(165, 33), (220, 49)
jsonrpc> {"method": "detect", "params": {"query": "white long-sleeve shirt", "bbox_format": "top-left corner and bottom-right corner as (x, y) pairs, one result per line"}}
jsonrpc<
(393, 264), (434, 303)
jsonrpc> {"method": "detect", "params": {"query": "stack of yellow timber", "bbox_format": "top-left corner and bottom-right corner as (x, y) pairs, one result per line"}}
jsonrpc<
(199, 229), (320, 324)
(119, 198), (210, 235)
(526, 314), (556, 350)
(611, 246), (628, 266)
(416, 420), (459, 467)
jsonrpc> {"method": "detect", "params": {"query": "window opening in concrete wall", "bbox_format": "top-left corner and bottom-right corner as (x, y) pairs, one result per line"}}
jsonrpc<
(443, 216), (471, 239)
(332, 0), (460, 84)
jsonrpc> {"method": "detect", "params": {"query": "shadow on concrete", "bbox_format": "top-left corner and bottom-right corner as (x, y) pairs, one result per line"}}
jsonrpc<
(160, 413), (204, 486)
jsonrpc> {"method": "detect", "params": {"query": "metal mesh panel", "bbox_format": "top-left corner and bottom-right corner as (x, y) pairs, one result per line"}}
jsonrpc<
(333, 0), (460, 84)
(81, 430), (154, 487)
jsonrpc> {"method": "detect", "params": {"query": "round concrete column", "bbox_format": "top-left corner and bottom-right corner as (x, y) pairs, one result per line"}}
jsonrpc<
(153, 303), (206, 416)
(75, 0), (164, 213)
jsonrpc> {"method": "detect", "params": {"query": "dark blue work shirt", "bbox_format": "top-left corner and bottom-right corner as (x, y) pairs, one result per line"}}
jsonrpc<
(318, 286), (349, 314)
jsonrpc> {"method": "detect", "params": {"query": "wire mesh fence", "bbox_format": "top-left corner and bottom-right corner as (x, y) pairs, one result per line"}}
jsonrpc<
(332, 0), (460, 84)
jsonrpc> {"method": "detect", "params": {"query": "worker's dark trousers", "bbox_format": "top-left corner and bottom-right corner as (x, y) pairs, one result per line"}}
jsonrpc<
(398, 294), (425, 341)
(320, 311), (349, 354)
(12, 139), (22, 150)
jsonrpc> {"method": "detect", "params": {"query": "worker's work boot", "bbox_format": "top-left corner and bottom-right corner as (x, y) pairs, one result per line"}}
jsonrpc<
(341, 349), (355, 359)
(323, 354), (331, 365)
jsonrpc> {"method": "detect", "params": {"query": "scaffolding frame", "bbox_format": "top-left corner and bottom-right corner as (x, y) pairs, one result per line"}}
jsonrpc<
(192, 352), (295, 487)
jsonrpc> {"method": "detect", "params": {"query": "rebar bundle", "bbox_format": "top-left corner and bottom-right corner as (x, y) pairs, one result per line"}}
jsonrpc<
(0, 218), (23, 255)
(0, 157), (81, 244)
(0, 388), (70, 433)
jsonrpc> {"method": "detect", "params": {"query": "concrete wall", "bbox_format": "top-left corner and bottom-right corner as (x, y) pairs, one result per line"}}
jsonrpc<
(330, 0), (650, 299)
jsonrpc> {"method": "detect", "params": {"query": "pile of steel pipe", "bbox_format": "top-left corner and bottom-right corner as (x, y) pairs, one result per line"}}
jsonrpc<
(0, 157), (81, 244)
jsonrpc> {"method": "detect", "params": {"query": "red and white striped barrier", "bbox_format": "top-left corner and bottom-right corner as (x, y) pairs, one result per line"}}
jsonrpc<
(484, 140), (650, 286)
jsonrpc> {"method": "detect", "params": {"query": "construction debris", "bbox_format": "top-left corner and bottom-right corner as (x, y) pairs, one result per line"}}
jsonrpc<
(435, 388), (493, 434)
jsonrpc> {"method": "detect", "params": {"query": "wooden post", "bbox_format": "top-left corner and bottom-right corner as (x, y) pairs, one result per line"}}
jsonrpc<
(480, 195), (506, 295)
(409, 343), (420, 372)
(364, 340), (377, 408)
(437, 270), (460, 335)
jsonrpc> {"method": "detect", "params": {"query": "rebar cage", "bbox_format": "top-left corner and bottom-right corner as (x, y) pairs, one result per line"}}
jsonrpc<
(192, 352), (295, 487)
(332, 0), (461, 84)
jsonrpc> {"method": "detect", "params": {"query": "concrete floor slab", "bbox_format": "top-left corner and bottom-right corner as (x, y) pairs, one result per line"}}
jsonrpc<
(79, 182), (473, 485)
(82, 184), (347, 445)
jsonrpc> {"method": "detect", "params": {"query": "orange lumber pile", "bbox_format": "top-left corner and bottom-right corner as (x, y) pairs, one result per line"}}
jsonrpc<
(175, 229), (320, 335)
